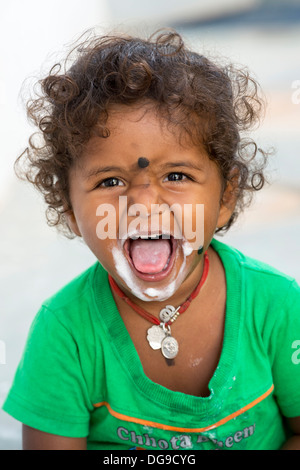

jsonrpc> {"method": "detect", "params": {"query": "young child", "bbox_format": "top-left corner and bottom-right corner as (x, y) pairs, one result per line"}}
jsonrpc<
(3, 29), (300, 450)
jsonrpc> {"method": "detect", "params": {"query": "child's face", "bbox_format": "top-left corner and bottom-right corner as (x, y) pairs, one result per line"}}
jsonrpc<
(67, 104), (235, 302)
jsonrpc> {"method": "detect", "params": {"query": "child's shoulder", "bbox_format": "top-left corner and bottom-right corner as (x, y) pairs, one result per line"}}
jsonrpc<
(40, 261), (107, 323)
(212, 238), (300, 334)
(211, 237), (299, 296)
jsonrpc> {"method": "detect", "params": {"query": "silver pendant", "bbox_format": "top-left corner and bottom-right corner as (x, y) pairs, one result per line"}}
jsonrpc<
(147, 324), (179, 359)
(159, 305), (180, 322)
(147, 325), (166, 350)
(161, 335), (179, 359)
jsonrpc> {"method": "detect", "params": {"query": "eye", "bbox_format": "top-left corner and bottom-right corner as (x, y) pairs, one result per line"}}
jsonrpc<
(164, 172), (188, 182)
(97, 177), (125, 188)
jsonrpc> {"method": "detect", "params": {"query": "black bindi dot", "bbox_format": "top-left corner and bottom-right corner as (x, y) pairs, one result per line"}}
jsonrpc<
(137, 157), (150, 169)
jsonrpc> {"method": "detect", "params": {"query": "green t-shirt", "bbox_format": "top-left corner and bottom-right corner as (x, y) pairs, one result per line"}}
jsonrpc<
(2, 238), (300, 450)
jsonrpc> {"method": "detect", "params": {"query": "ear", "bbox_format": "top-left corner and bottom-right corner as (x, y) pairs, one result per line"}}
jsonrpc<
(64, 209), (82, 237)
(216, 170), (239, 230)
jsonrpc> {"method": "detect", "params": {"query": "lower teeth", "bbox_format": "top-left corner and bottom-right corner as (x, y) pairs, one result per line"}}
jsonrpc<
(163, 258), (171, 271)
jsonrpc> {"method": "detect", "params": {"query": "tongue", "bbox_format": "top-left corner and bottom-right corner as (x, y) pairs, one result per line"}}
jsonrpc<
(130, 239), (171, 274)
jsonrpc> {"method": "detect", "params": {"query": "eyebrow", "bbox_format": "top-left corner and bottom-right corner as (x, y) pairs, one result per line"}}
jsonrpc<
(83, 166), (124, 180)
(161, 161), (204, 172)
(83, 160), (204, 180)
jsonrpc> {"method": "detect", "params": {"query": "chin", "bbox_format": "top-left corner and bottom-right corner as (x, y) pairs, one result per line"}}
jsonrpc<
(110, 233), (195, 302)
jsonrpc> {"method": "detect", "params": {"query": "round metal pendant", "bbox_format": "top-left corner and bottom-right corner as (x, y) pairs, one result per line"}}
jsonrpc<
(146, 325), (166, 350)
(161, 336), (179, 359)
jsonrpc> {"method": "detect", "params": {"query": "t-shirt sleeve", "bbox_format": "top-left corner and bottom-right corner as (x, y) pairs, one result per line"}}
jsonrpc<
(2, 305), (92, 437)
(269, 279), (300, 418)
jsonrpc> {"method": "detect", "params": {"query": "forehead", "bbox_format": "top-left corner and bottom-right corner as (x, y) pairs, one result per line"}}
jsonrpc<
(84, 103), (203, 158)
(70, 106), (211, 182)
(104, 103), (171, 135)
(70, 103), (222, 188)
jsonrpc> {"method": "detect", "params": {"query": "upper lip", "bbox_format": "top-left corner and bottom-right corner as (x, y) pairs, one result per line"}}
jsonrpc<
(120, 228), (175, 247)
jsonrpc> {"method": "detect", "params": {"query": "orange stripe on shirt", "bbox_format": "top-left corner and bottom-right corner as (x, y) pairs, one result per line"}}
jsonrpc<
(93, 384), (274, 433)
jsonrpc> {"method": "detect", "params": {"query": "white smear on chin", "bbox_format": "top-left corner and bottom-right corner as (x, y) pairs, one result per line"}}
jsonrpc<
(144, 272), (183, 300)
(111, 246), (155, 301)
(111, 237), (194, 302)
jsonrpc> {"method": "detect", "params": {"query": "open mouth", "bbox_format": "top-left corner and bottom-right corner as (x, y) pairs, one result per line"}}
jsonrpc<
(123, 234), (177, 282)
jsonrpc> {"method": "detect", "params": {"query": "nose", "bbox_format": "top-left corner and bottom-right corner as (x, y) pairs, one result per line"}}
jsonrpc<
(122, 175), (178, 238)
(126, 181), (174, 237)
(126, 177), (163, 216)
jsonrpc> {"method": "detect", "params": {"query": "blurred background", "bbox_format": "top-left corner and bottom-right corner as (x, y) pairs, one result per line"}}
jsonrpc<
(1, 0), (299, 449)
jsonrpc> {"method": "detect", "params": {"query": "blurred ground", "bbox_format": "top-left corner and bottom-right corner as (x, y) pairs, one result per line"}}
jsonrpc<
(0, 17), (300, 449)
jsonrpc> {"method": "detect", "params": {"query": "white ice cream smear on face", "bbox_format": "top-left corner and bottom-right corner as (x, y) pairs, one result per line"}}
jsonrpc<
(182, 239), (193, 257)
(111, 236), (195, 302)
(111, 246), (181, 302)
(111, 247), (150, 301)
(144, 281), (177, 300)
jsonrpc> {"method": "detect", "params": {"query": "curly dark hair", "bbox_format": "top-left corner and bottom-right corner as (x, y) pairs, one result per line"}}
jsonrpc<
(15, 28), (270, 237)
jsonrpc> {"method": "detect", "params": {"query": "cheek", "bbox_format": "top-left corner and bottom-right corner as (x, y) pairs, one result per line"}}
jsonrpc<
(75, 198), (116, 242)
(203, 193), (222, 230)
(89, 236), (119, 274)
(173, 202), (212, 251)
(181, 201), (222, 251)
(78, 214), (98, 246)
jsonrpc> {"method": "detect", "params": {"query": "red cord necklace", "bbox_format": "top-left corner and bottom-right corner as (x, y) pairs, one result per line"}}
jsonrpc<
(108, 252), (209, 360)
